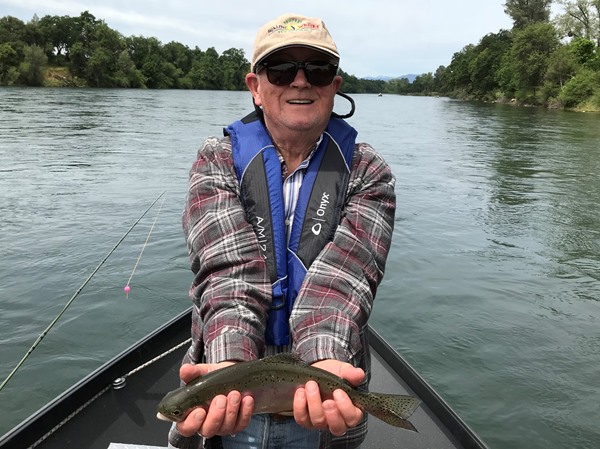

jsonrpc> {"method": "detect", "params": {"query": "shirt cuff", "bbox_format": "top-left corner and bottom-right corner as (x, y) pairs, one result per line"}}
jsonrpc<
(205, 332), (260, 363)
(293, 334), (353, 365)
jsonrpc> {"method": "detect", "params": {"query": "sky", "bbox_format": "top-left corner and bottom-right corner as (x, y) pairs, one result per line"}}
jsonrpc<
(0, 0), (517, 78)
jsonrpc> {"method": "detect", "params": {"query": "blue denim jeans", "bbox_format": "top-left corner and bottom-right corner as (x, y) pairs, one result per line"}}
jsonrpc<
(221, 414), (320, 449)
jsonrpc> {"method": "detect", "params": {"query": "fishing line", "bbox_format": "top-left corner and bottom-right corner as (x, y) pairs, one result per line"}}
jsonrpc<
(124, 192), (167, 297)
(0, 191), (167, 393)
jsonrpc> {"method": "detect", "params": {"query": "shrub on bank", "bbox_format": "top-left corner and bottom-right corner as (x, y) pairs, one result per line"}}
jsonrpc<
(559, 69), (600, 108)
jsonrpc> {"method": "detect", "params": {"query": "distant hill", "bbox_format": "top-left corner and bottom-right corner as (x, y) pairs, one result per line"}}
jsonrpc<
(364, 74), (418, 83)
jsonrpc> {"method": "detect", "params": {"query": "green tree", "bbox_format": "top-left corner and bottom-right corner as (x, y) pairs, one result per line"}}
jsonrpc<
(503, 22), (559, 99)
(546, 44), (579, 87)
(0, 16), (27, 62)
(385, 77), (411, 94)
(23, 14), (44, 47)
(126, 35), (158, 68)
(559, 67), (600, 106)
(68, 41), (87, 78)
(141, 53), (179, 88)
(18, 44), (47, 86)
(337, 68), (362, 93)
(188, 47), (221, 89)
(0, 16), (27, 44)
(38, 14), (76, 64)
(431, 65), (446, 92)
(86, 47), (113, 87)
(0, 42), (19, 84)
(504, 0), (552, 28)
(162, 41), (193, 74)
(114, 49), (146, 87)
(219, 48), (249, 90)
(469, 30), (513, 97)
(85, 23), (129, 87)
(569, 36), (597, 66)
(554, 0), (600, 46)
(441, 44), (478, 94)
(126, 36), (180, 88)
(411, 73), (435, 94)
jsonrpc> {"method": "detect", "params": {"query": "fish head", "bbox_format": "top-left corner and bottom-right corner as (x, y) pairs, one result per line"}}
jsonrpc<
(156, 388), (193, 423)
(156, 404), (187, 423)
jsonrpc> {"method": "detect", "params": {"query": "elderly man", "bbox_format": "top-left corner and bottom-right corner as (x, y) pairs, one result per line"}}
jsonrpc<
(170, 13), (396, 449)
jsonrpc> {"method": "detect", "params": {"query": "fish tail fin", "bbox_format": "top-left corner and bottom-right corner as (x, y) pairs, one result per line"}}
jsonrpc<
(362, 393), (421, 432)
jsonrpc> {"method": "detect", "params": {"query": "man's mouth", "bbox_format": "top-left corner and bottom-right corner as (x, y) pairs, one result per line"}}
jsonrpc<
(287, 100), (313, 104)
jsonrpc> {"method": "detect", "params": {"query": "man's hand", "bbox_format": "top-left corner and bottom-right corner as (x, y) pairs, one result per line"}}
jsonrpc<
(175, 362), (254, 438)
(293, 359), (365, 436)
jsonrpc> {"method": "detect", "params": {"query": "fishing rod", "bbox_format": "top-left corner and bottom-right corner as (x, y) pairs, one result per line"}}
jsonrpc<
(0, 191), (167, 393)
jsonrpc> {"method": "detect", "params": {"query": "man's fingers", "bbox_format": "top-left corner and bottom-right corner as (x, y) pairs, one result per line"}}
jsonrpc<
(231, 395), (255, 434)
(338, 364), (365, 387)
(305, 381), (327, 429)
(322, 399), (347, 436)
(293, 387), (313, 429)
(311, 360), (365, 388)
(179, 361), (236, 384)
(199, 395), (227, 438)
(218, 391), (242, 434)
(333, 389), (363, 427)
(176, 407), (207, 437)
(179, 363), (208, 383)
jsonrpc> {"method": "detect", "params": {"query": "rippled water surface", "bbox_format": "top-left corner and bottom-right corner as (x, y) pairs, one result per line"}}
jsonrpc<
(1, 88), (599, 448)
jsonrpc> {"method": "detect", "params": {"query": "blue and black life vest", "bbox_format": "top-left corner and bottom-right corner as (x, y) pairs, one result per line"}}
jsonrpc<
(225, 112), (357, 346)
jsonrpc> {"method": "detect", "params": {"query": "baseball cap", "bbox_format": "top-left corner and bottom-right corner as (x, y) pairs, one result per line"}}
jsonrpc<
(251, 13), (340, 71)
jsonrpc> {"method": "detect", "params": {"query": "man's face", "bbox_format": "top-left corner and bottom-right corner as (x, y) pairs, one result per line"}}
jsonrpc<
(246, 47), (342, 138)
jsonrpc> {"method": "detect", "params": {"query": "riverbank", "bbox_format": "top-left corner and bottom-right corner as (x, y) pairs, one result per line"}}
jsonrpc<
(445, 89), (600, 113)
(43, 67), (86, 88)
(495, 95), (600, 113)
(35, 67), (600, 113)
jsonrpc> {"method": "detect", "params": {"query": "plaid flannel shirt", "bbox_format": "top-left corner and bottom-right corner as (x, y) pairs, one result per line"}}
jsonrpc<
(170, 133), (395, 449)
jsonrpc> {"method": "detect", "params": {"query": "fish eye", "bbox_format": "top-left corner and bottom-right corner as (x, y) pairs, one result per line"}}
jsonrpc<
(172, 409), (181, 416)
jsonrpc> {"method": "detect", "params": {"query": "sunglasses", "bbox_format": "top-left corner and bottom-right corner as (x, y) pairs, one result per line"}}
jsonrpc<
(257, 61), (339, 86)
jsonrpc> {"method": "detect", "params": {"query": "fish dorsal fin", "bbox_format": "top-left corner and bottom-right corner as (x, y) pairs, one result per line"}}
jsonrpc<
(262, 353), (306, 366)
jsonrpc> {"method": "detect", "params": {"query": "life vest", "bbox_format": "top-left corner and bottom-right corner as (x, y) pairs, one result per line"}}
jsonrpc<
(225, 112), (356, 345)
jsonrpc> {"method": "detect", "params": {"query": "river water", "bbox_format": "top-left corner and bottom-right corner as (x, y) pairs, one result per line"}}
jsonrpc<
(0, 88), (599, 448)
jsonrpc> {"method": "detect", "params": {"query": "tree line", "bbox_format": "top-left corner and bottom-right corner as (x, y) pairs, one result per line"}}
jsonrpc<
(0, 11), (249, 89)
(1, 2), (600, 109)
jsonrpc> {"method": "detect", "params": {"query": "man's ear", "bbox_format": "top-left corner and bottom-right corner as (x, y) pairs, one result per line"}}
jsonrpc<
(333, 75), (343, 92)
(245, 73), (262, 107)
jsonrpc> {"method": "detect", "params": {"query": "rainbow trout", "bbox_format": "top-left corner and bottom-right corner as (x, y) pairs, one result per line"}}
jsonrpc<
(156, 353), (421, 431)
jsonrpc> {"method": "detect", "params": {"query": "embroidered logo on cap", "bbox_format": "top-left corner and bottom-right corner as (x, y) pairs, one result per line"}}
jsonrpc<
(267, 18), (320, 35)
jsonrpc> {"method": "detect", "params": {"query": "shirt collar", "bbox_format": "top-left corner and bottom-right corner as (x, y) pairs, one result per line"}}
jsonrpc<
(276, 134), (323, 179)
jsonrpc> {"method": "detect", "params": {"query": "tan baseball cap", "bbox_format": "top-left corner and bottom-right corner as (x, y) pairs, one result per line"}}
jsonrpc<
(251, 13), (340, 71)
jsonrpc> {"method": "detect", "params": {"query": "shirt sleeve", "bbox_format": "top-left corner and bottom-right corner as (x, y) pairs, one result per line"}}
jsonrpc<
(291, 142), (396, 364)
(182, 136), (271, 363)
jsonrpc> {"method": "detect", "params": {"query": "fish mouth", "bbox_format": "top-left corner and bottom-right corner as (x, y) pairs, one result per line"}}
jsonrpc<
(156, 412), (182, 423)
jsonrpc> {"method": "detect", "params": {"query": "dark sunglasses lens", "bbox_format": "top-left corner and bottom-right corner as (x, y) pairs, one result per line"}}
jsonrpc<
(305, 62), (337, 86)
(265, 62), (337, 86)
(266, 63), (298, 85)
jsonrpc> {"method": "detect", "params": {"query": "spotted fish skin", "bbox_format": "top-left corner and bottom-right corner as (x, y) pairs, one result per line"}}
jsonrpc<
(157, 353), (421, 431)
